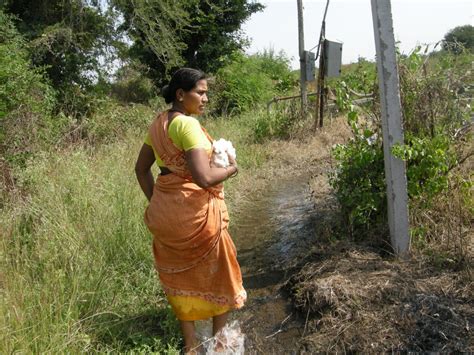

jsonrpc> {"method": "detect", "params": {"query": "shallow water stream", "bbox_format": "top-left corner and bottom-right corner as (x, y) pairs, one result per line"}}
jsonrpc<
(193, 172), (320, 353)
(230, 173), (318, 354)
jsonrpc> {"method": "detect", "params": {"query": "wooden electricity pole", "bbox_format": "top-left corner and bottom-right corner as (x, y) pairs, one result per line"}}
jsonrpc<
(297, 0), (307, 118)
(371, 0), (410, 257)
(316, 30), (325, 128)
(315, 0), (330, 129)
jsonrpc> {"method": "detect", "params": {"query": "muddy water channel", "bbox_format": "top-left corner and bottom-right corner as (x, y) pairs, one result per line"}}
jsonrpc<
(230, 173), (319, 354)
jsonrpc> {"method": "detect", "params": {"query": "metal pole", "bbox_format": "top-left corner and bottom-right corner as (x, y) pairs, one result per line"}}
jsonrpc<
(297, 0), (307, 118)
(371, 0), (410, 258)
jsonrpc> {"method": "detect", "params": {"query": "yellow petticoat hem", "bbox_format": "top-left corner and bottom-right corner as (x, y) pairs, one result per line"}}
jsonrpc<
(166, 294), (231, 321)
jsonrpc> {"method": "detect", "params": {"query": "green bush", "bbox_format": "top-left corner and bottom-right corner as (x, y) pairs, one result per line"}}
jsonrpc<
(0, 11), (59, 166)
(392, 135), (455, 200)
(330, 113), (386, 232)
(332, 57), (376, 96)
(209, 50), (296, 115)
(329, 47), (471, 235)
(331, 124), (457, 232)
(111, 64), (158, 104)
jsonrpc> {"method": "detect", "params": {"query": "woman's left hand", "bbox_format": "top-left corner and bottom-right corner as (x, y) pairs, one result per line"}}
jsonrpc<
(228, 154), (237, 168)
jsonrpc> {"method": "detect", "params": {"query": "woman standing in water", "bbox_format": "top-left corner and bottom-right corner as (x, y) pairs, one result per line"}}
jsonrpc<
(135, 68), (246, 353)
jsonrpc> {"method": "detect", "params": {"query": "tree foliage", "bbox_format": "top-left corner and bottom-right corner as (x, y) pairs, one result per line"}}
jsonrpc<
(180, 0), (264, 74)
(210, 49), (296, 115)
(0, 11), (59, 165)
(111, 0), (192, 84)
(2, 0), (115, 114)
(442, 25), (474, 53)
(1, 0), (264, 106)
(111, 0), (263, 85)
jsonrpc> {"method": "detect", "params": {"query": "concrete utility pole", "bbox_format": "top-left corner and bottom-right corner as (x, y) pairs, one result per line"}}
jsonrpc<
(297, 0), (307, 117)
(371, 0), (410, 257)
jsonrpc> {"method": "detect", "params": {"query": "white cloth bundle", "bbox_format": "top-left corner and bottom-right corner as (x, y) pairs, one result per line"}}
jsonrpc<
(211, 138), (236, 168)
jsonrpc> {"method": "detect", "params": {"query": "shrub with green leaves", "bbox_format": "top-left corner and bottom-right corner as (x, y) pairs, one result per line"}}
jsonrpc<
(329, 47), (471, 235)
(333, 57), (376, 96)
(210, 50), (296, 115)
(331, 136), (386, 232)
(331, 123), (457, 232)
(392, 135), (456, 200)
(0, 11), (59, 166)
(330, 112), (386, 232)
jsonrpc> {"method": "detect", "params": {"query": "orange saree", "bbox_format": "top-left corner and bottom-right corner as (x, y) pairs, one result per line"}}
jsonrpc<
(144, 111), (246, 321)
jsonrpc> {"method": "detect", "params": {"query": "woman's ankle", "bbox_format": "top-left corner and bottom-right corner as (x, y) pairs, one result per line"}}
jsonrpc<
(184, 342), (202, 355)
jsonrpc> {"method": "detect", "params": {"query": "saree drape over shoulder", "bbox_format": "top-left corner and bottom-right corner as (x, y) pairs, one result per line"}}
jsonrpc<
(144, 111), (246, 321)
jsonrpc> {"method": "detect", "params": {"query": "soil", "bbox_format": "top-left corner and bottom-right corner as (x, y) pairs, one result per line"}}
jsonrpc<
(227, 118), (473, 353)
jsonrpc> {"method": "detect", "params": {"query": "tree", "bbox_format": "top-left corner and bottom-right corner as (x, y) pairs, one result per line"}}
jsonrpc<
(180, 0), (264, 74)
(442, 25), (474, 53)
(111, 0), (264, 85)
(111, 0), (193, 85)
(2, 0), (115, 114)
(0, 11), (57, 165)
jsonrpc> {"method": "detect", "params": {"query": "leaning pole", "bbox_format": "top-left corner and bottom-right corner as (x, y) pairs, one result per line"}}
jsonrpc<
(371, 0), (410, 257)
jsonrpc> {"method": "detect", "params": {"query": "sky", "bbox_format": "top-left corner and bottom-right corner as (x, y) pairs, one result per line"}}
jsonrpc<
(242, 0), (473, 68)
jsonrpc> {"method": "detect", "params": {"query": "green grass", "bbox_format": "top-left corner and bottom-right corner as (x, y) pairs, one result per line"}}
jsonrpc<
(1, 133), (180, 353)
(0, 108), (273, 353)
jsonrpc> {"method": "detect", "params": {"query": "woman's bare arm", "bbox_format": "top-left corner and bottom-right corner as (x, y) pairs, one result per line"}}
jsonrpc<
(135, 144), (156, 201)
(185, 149), (238, 188)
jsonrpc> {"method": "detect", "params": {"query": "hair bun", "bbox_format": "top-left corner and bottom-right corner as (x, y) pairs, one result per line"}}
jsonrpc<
(161, 85), (170, 98)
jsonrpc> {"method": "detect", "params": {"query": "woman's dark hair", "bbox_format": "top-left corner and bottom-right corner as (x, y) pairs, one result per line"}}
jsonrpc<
(161, 68), (207, 104)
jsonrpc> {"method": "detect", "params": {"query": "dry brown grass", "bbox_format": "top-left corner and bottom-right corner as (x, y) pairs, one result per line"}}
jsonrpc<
(287, 243), (473, 352)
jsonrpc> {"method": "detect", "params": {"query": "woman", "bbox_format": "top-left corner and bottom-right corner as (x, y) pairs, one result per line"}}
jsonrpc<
(135, 68), (246, 353)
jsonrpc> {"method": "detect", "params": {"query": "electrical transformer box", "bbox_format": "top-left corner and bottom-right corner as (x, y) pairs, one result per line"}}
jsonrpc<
(304, 50), (316, 82)
(324, 39), (342, 78)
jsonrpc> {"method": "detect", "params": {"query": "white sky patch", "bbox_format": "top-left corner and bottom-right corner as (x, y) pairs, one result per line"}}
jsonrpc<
(243, 0), (473, 68)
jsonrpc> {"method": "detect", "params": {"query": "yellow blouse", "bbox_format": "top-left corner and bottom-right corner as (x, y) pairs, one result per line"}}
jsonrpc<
(144, 114), (212, 167)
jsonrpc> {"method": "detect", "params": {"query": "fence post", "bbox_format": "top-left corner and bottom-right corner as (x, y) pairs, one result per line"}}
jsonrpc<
(371, 0), (410, 257)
